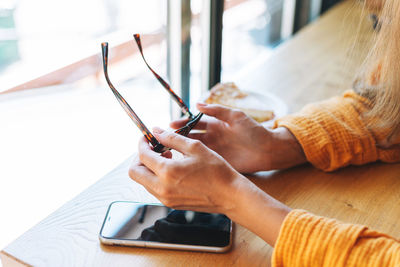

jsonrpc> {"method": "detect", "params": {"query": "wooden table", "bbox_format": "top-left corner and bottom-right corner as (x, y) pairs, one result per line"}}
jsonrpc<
(2, 1), (400, 266)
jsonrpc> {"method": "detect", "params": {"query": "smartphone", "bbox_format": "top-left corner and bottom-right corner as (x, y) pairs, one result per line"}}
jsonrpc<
(99, 201), (233, 253)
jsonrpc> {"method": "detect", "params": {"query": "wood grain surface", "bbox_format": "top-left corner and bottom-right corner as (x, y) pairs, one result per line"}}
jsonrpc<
(2, 1), (400, 266)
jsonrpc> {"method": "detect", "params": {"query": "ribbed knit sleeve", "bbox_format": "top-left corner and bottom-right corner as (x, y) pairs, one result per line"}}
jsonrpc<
(274, 90), (400, 171)
(272, 210), (400, 267)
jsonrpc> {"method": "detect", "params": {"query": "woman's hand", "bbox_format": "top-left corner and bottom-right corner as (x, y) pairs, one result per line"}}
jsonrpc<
(129, 127), (246, 214)
(129, 128), (291, 246)
(170, 103), (306, 173)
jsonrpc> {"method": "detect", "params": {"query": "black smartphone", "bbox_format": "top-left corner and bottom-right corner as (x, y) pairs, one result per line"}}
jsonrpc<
(99, 201), (233, 253)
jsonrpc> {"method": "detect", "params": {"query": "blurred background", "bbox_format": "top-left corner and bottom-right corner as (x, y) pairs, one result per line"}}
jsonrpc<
(0, 0), (341, 254)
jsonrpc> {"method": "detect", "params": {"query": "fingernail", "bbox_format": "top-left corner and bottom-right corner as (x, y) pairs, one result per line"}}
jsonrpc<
(153, 127), (165, 134)
(197, 102), (207, 107)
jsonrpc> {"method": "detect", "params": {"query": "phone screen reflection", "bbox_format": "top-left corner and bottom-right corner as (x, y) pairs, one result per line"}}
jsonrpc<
(101, 202), (231, 247)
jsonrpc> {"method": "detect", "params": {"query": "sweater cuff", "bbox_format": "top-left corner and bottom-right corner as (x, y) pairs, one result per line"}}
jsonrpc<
(274, 114), (333, 170)
(272, 210), (366, 267)
(273, 90), (377, 171)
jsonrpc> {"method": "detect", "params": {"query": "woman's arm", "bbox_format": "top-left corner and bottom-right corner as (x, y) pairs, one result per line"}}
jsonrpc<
(170, 103), (307, 173)
(275, 90), (400, 171)
(273, 210), (400, 267)
(129, 129), (291, 246)
(129, 130), (400, 265)
(171, 90), (400, 173)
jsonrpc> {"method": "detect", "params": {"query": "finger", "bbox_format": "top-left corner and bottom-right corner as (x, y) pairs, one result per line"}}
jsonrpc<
(153, 127), (202, 155)
(161, 150), (172, 159)
(138, 136), (168, 173)
(132, 155), (144, 167)
(169, 118), (189, 129)
(196, 103), (238, 124)
(186, 132), (206, 142)
(129, 162), (158, 189)
(130, 158), (163, 199)
(169, 118), (208, 130)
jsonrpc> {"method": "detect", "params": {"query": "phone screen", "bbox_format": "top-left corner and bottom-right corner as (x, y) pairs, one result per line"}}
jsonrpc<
(100, 201), (231, 248)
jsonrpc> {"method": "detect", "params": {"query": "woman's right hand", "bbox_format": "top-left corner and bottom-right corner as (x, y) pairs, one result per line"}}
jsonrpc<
(170, 103), (306, 173)
(129, 128), (292, 246)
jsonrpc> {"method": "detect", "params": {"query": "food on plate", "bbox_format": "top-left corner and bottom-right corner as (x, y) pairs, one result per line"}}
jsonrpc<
(205, 82), (275, 122)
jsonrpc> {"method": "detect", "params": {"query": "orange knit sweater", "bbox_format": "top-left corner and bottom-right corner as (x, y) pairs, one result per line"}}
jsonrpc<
(272, 90), (400, 266)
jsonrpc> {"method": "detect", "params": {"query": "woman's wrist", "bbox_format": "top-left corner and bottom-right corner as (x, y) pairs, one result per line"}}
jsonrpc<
(261, 126), (307, 170)
(224, 174), (291, 246)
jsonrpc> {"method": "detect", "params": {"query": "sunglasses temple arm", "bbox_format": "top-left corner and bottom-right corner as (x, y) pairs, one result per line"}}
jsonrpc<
(133, 34), (193, 118)
(101, 42), (163, 150)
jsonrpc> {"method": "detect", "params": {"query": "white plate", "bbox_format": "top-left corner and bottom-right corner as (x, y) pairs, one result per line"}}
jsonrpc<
(200, 90), (288, 127)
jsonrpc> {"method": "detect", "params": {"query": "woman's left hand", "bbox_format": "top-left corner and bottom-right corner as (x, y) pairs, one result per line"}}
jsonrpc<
(129, 127), (247, 215)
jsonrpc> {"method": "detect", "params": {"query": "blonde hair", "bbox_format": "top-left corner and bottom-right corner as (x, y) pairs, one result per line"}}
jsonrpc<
(355, 0), (400, 144)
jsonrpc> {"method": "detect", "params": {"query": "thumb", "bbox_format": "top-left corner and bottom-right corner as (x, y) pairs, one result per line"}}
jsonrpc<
(197, 103), (239, 124)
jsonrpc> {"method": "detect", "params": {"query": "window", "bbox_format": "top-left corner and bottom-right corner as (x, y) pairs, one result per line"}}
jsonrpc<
(0, 0), (331, 251)
(0, 0), (171, 250)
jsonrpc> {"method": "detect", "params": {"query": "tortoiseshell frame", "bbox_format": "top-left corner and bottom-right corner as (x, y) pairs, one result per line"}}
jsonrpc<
(101, 36), (203, 153)
(133, 34), (194, 119)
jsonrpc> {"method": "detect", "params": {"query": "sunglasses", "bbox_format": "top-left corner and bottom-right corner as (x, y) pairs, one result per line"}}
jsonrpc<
(101, 34), (203, 153)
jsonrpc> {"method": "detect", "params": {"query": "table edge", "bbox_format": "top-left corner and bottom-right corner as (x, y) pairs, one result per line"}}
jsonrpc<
(0, 250), (30, 267)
